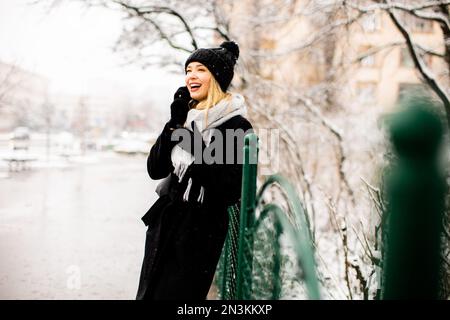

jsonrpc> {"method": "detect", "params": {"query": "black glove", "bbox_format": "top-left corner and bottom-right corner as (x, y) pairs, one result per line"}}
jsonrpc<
(173, 86), (191, 101)
(168, 86), (191, 128)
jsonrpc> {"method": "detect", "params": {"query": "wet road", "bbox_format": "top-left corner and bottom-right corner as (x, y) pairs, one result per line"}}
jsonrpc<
(0, 152), (158, 299)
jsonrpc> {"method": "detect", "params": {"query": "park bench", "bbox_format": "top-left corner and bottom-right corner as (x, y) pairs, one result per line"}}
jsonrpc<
(2, 152), (37, 172)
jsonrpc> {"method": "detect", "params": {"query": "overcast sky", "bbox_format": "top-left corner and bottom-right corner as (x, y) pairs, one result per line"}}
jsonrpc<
(0, 0), (184, 109)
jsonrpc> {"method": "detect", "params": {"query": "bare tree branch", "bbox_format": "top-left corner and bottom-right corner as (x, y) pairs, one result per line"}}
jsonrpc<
(111, 0), (198, 52)
(352, 41), (445, 66)
(0, 64), (21, 107)
(248, 13), (364, 58)
(249, 73), (356, 207)
(416, 43), (446, 58)
(313, 240), (350, 299)
(293, 94), (355, 206)
(348, 0), (450, 13)
(326, 199), (353, 300)
(210, 0), (231, 40)
(386, 2), (450, 129)
(437, 4), (450, 76)
(248, 98), (317, 224)
(443, 256), (450, 269)
(361, 176), (385, 218)
(349, 261), (369, 299)
(352, 225), (375, 263)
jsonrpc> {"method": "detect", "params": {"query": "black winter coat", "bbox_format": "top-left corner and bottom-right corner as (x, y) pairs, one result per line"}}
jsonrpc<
(136, 115), (253, 300)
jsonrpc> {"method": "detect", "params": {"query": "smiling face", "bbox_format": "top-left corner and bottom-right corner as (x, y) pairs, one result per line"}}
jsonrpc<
(185, 62), (212, 102)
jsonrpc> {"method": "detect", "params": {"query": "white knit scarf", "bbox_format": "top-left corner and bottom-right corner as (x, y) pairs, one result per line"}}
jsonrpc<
(170, 93), (248, 203)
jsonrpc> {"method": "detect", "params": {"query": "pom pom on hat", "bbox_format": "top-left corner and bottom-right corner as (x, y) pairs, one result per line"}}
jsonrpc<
(220, 41), (239, 60)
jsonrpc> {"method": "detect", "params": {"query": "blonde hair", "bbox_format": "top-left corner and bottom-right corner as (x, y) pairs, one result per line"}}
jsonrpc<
(191, 73), (232, 127)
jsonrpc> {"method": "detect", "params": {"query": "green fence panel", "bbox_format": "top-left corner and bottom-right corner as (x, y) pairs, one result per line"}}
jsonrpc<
(216, 133), (320, 300)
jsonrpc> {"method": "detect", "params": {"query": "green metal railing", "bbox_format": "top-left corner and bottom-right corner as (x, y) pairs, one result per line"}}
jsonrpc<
(381, 98), (445, 299)
(216, 133), (320, 300)
(215, 97), (446, 300)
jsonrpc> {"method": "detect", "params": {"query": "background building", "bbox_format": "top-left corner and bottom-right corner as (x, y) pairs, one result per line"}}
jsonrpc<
(226, 1), (445, 111)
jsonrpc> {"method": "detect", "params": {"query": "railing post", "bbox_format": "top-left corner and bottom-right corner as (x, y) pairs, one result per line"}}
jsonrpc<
(272, 219), (282, 300)
(236, 133), (258, 299)
(382, 99), (445, 299)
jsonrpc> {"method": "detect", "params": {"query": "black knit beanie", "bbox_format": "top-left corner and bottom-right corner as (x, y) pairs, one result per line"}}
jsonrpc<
(184, 41), (239, 92)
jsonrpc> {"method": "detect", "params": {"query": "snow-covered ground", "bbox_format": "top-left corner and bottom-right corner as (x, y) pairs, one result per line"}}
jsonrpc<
(0, 151), (157, 299)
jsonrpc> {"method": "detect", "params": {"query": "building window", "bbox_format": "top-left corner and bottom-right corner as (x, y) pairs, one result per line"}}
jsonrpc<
(356, 81), (377, 106)
(359, 45), (376, 67)
(261, 37), (276, 50)
(397, 83), (428, 102)
(412, 17), (433, 33)
(400, 47), (414, 68)
(400, 13), (433, 33)
(362, 12), (382, 32)
(400, 47), (433, 68)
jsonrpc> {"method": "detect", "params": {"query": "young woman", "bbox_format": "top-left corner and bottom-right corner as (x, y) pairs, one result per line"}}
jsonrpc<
(136, 41), (253, 300)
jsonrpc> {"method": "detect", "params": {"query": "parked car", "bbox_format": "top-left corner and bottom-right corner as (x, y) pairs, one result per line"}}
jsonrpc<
(113, 139), (149, 155)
